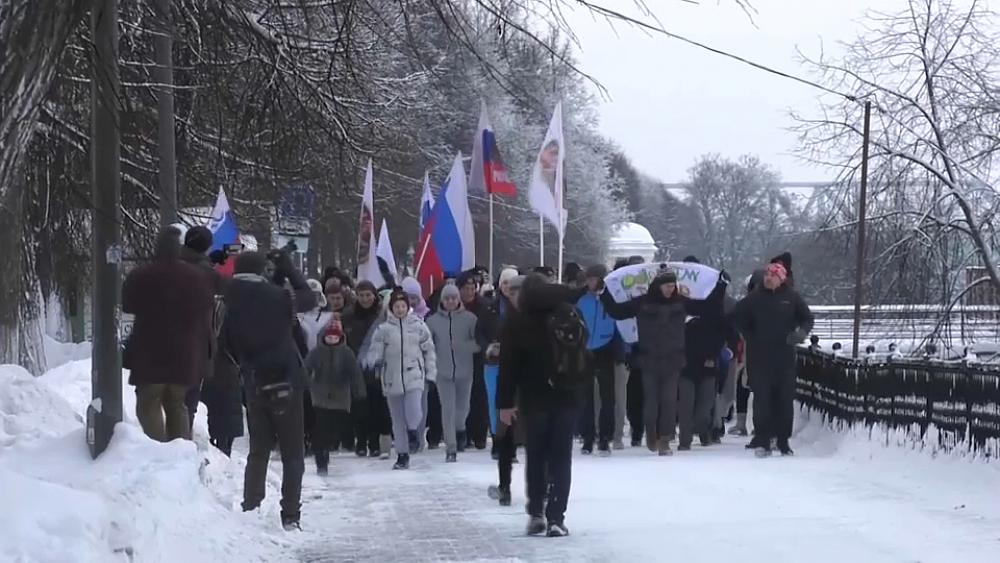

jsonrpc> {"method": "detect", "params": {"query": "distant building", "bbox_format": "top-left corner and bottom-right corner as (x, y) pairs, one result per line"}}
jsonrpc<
(607, 222), (658, 266)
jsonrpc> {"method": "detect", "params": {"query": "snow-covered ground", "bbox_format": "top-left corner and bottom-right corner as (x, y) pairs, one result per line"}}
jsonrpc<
(3, 357), (1000, 562)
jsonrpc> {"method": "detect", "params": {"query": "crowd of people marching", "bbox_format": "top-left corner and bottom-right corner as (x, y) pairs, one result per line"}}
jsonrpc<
(122, 225), (814, 536)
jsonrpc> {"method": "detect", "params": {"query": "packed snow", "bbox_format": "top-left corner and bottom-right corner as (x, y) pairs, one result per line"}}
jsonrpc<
(2, 357), (1000, 562)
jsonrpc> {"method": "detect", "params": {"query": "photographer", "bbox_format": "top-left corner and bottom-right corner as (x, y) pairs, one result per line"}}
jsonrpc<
(222, 243), (316, 531)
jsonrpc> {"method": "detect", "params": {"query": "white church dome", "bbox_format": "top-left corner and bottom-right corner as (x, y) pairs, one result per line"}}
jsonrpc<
(607, 222), (657, 265)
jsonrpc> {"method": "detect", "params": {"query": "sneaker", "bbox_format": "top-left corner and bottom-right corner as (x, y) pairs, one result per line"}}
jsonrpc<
(612, 439), (625, 450)
(645, 433), (658, 453)
(597, 441), (612, 457)
(526, 515), (547, 536)
(699, 433), (712, 447)
(456, 431), (467, 453)
(393, 453), (410, 470)
(657, 438), (673, 456)
(355, 445), (368, 458)
(498, 486), (512, 507)
(427, 441), (440, 450)
(317, 465), (329, 476)
(445, 450), (457, 463)
(369, 449), (381, 458)
(777, 440), (794, 456)
(546, 521), (570, 537)
(754, 446), (773, 458)
(677, 443), (692, 452)
(407, 431), (419, 454)
(491, 450), (500, 461)
(631, 438), (642, 448)
(581, 445), (593, 455)
(474, 440), (487, 450)
(281, 513), (301, 531)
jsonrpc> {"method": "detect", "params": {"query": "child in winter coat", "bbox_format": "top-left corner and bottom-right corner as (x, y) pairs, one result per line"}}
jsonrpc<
(425, 284), (480, 462)
(304, 321), (366, 474)
(365, 287), (437, 470)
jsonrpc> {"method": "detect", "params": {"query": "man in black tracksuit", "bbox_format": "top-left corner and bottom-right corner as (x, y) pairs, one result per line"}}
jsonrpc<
(223, 250), (316, 530)
(498, 274), (582, 538)
(733, 262), (813, 457)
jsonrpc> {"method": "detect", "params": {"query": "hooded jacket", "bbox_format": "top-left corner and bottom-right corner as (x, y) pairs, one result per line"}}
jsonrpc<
(576, 291), (617, 351)
(342, 299), (382, 356)
(298, 308), (335, 353)
(733, 283), (813, 382)
(365, 312), (437, 396)
(425, 301), (480, 381)
(305, 336), (366, 411)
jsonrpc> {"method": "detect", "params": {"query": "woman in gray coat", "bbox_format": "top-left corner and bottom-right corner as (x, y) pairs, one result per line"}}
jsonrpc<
(425, 284), (480, 461)
(365, 288), (437, 469)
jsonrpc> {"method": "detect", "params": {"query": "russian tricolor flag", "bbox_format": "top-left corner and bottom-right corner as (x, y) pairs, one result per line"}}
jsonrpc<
(207, 187), (240, 276)
(469, 102), (517, 197)
(419, 171), (434, 234)
(416, 153), (476, 297)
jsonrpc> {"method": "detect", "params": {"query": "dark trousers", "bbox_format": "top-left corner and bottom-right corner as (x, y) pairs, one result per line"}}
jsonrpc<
(358, 379), (391, 451)
(465, 359), (489, 447)
(736, 372), (751, 414)
(496, 421), (517, 489)
(752, 375), (795, 443)
(626, 365), (645, 443)
(581, 345), (616, 446)
(426, 383), (443, 446)
(524, 406), (577, 524)
(244, 387), (305, 519)
(678, 369), (716, 446)
(313, 407), (350, 469)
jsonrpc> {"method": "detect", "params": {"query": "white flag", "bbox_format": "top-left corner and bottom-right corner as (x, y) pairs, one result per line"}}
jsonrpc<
(376, 219), (399, 282)
(357, 159), (385, 287)
(528, 102), (566, 236)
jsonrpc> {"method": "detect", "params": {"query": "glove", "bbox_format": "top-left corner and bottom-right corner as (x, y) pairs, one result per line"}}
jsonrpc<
(787, 329), (808, 345)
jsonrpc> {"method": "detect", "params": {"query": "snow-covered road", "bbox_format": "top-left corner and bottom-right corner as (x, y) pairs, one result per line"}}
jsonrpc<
(293, 414), (1000, 563)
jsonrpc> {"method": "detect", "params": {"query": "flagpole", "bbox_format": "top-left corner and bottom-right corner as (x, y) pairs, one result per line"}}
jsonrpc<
(539, 215), (545, 267)
(415, 233), (434, 276)
(489, 194), (495, 280)
(558, 210), (565, 283)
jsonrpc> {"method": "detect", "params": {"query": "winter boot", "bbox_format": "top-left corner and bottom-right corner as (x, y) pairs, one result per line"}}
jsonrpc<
(754, 445), (773, 458)
(445, 450), (457, 463)
(612, 438), (625, 450)
(474, 439), (488, 450)
(355, 443), (368, 458)
(456, 431), (468, 453)
(393, 453), (410, 470)
(526, 515), (547, 536)
(547, 521), (570, 537)
(315, 450), (330, 474)
(407, 430), (420, 454)
(645, 432), (659, 453)
(699, 433), (712, 447)
(379, 435), (392, 459)
(598, 440), (612, 457)
(746, 435), (768, 450)
(581, 442), (594, 455)
(729, 413), (748, 436)
(677, 443), (691, 452)
(777, 439), (794, 456)
(711, 427), (724, 444)
(281, 512), (301, 531)
(657, 437), (674, 456)
(498, 486), (512, 506)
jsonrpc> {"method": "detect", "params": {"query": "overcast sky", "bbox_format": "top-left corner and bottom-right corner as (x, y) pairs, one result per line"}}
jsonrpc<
(567, 0), (882, 183)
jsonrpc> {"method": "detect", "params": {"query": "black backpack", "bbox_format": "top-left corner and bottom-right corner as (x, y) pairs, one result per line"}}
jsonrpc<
(546, 303), (591, 389)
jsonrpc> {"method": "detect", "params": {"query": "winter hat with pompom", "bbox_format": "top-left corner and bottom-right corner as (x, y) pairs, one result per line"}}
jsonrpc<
(401, 277), (422, 298)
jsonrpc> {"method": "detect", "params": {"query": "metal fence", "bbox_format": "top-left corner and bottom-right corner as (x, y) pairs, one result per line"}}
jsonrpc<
(795, 348), (1000, 457)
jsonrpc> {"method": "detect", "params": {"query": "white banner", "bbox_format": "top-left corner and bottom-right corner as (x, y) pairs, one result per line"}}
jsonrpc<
(604, 262), (721, 343)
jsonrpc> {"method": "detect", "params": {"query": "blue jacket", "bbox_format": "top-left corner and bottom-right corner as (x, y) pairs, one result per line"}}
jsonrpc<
(576, 293), (617, 351)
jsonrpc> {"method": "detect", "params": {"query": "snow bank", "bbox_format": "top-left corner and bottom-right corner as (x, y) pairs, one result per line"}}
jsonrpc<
(0, 360), (294, 563)
(43, 335), (91, 372)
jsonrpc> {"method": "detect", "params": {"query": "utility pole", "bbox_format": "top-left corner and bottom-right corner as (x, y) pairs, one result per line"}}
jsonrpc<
(852, 100), (872, 359)
(88, 0), (123, 459)
(154, 0), (177, 226)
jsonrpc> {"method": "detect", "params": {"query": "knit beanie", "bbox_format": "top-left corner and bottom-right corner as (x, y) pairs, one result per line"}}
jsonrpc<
(584, 264), (609, 280)
(401, 276), (422, 298)
(388, 287), (410, 311)
(440, 284), (461, 301)
(184, 226), (214, 254)
(235, 251), (269, 275)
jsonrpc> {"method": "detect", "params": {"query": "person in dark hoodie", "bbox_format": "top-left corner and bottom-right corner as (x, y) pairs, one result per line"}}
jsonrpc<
(676, 257), (728, 451)
(304, 321), (366, 475)
(498, 274), (583, 538)
(733, 262), (813, 457)
(343, 280), (389, 458)
(770, 252), (794, 288)
(600, 269), (725, 456)
(222, 249), (317, 531)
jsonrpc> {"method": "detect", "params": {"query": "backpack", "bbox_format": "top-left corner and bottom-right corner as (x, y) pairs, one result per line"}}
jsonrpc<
(546, 303), (591, 390)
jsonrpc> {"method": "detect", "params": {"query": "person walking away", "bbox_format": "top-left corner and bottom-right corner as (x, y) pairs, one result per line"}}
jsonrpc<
(601, 271), (723, 456)
(123, 228), (215, 443)
(343, 281), (390, 458)
(365, 287), (437, 469)
(178, 226), (226, 431)
(458, 269), (498, 451)
(305, 321), (366, 474)
(733, 262), (813, 457)
(498, 274), (588, 538)
(575, 265), (618, 456)
(222, 249), (317, 531)
(425, 284), (480, 461)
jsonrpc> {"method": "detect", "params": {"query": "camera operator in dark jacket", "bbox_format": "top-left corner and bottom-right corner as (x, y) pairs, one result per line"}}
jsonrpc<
(222, 246), (316, 531)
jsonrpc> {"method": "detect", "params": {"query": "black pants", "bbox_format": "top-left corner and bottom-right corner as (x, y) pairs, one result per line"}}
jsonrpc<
(466, 360), (490, 447)
(426, 382), (443, 446)
(496, 421), (517, 489)
(358, 379), (391, 451)
(244, 386), (305, 520)
(581, 346), (616, 447)
(678, 368), (716, 446)
(626, 365), (645, 443)
(751, 375), (795, 443)
(736, 371), (751, 414)
(313, 407), (350, 469)
(524, 406), (577, 525)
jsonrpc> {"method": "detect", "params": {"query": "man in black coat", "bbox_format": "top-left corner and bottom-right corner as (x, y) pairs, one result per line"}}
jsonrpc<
(223, 249), (316, 531)
(342, 280), (390, 457)
(733, 262), (813, 457)
(498, 274), (582, 538)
